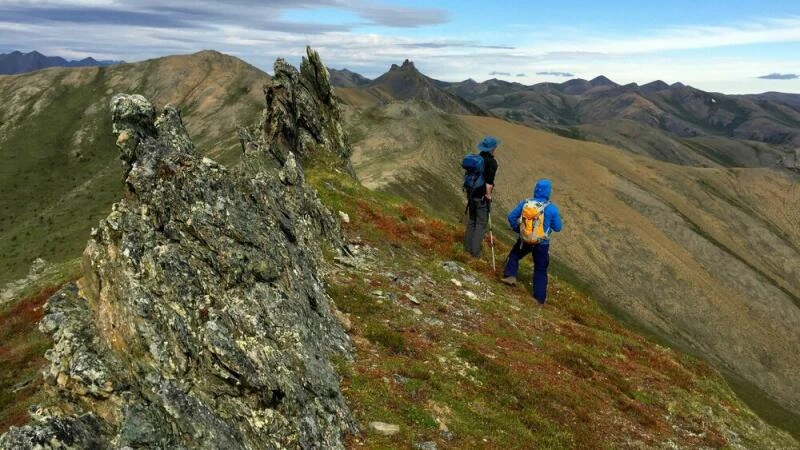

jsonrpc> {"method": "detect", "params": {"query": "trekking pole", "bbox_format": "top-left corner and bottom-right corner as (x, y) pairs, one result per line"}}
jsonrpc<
(488, 208), (496, 273)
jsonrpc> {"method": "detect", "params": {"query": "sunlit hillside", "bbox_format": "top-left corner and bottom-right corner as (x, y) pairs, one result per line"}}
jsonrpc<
(341, 95), (800, 435)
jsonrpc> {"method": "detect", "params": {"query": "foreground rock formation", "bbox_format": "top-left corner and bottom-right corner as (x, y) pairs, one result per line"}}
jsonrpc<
(1, 47), (355, 449)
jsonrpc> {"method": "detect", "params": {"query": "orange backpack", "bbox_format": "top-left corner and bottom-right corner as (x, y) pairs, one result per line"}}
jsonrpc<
(519, 200), (550, 244)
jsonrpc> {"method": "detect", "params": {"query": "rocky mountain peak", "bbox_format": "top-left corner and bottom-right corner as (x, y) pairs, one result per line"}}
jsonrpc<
(589, 75), (618, 87)
(389, 59), (416, 72)
(642, 80), (670, 91)
(1, 47), (355, 449)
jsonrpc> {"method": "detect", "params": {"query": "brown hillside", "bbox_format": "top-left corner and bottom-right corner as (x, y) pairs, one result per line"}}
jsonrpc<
(345, 103), (800, 429)
(444, 78), (800, 170)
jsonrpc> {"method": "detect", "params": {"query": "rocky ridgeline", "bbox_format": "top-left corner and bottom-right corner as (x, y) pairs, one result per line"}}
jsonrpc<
(1, 47), (355, 449)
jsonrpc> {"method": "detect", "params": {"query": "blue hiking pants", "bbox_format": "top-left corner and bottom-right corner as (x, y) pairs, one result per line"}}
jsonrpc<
(503, 239), (550, 304)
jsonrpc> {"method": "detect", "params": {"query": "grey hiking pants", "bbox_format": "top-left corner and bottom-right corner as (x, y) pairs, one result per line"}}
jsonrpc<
(464, 197), (489, 257)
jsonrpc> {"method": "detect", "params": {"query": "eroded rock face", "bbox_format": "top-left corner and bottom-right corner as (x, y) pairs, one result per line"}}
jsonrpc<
(260, 47), (352, 168)
(1, 48), (354, 450)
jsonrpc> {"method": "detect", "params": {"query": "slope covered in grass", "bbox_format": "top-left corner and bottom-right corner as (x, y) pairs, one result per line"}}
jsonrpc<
(307, 167), (798, 449)
(341, 96), (800, 432)
(0, 51), (268, 284)
(2, 158), (797, 448)
(0, 261), (80, 433)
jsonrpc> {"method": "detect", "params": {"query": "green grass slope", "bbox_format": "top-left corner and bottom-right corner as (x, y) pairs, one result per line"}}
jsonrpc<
(0, 51), (268, 284)
(3, 155), (797, 448)
(307, 167), (798, 449)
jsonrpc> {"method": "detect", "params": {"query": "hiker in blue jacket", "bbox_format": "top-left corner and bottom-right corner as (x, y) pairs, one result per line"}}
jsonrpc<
(464, 136), (499, 257)
(501, 179), (563, 304)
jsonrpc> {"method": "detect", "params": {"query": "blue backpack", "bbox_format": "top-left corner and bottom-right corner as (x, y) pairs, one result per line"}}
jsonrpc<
(461, 154), (485, 192)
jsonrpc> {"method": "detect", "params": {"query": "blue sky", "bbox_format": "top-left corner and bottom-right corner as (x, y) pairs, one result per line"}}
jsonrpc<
(1, 0), (799, 93)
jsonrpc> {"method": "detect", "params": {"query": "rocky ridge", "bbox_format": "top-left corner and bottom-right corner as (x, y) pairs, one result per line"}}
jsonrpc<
(0, 47), (355, 449)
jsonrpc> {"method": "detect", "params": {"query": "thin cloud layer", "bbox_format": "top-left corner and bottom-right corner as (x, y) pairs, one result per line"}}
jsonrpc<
(0, 0), (448, 30)
(758, 73), (799, 80)
(399, 42), (514, 50)
(357, 5), (448, 27)
(536, 71), (574, 77)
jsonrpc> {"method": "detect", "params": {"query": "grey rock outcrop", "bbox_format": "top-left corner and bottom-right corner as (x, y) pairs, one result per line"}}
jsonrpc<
(781, 147), (800, 172)
(1, 47), (355, 449)
(260, 47), (352, 169)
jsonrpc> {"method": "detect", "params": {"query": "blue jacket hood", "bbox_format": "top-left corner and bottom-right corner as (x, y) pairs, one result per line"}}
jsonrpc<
(533, 179), (552, 201)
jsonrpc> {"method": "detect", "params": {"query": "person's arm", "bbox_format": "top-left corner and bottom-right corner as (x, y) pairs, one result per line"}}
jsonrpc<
(484, 159), (497, 200)
(547, 204), (563, 233)
(507, 200), (524, 232)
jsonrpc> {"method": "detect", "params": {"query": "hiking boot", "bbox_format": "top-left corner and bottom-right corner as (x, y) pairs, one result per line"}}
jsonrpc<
(501, 276), (517, 286)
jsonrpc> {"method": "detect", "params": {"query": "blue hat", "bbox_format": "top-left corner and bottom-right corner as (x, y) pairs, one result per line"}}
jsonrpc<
(477, 136), (499, 152)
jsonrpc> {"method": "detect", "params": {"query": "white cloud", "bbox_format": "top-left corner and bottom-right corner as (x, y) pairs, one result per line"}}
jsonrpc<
(521, 16), (800, 55)
(2, 5), (800, 94)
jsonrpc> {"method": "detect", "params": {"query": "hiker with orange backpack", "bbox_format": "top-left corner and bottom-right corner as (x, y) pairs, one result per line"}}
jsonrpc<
(501, 179), (563, 304)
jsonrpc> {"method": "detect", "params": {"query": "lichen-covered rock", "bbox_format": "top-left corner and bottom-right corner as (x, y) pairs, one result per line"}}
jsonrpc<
(1, 49), (354, 450)
(261, 47), (353, 169)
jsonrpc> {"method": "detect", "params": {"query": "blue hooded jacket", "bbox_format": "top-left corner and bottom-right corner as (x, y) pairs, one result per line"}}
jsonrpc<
(507, 179), (563, 244)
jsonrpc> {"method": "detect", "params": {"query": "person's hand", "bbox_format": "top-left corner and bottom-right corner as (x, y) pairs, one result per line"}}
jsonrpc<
(484, 193), (492, 201)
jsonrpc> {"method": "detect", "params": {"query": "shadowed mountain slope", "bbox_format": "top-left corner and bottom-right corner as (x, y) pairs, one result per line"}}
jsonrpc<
(0, 50), (121, 75)
(0, 50), (269, 284)
(342, 99), (800, 434)
(745, 92), (800, 109)
(366, 60), (488, 116)
(328, 68), (371, 88)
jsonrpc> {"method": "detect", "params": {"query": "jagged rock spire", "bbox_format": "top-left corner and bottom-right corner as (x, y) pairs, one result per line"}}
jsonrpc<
(260, 46), (353, 171)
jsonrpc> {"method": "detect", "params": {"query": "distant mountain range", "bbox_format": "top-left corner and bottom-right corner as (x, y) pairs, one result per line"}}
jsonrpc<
(444, 76), (800, 170)
(331, 66), (800, 171)
(0, 50), (122, 75)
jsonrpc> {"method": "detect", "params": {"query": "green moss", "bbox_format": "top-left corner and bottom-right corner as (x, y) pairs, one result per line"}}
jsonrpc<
(366, 328), (405, 354)
(403, 406), (438, 429)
